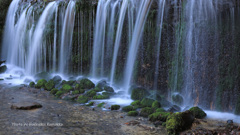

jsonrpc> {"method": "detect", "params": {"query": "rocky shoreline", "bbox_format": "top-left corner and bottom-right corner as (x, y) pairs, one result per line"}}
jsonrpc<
(0, 83), (239, 135)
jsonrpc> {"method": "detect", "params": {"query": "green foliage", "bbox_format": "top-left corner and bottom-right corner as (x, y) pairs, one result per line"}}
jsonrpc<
(139, 107), (154, 117)
(141, 98), (155, 107)
(149, 112), (171, 122)
(77, 95), (88, 104)
(35, 79), (47, 89)
(111, 105), (120, 110)
(122, 106), (134, 112)
(127, 111), (138, 116)
(189, 106), (206, 119)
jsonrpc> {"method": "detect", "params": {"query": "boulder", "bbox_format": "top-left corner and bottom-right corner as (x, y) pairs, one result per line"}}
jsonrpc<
(122, 106), (134, 112)
(52, 75), (62, 84)
(29, 82), (35, 88)
(11, 102), (42, 110)
(139, 107), (154, 117)
(77, 95), (88, 103)
(50, 88), (58, 95)
(0, 65), (7, 73)
(62, 84), (73, 92)
(44, 79), (55, 91)
(79, 78), (95, 89)
(131, 87), (150, 100)
(111, 105), (120, 110)
(166, 110), (194, 135)
(141, 98), (155, 107)
(149, 112), (171, 122)
(35, 79), (47, 89)
(34, 71), (51, 81)
(152, 101), (161, 109)
(172, 93), (184, 106)
(104, 86), (114, 92)
(189, 106), (207, 119)
(127, 111), (139, 116)
(96, 80), (107, 89)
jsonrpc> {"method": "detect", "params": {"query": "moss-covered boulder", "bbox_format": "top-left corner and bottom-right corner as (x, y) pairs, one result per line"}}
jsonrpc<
(104, 86), (114, 92)
(141, 98), (155, 107)
(50, 88), (58, 95)
(86, 90), (97, 97)
(235, 96), (240, 115)
(111, 105), (120, 110)
(79, 78), (95, 89)
(55, 91), (64, 98)
(172, 94), (184, 106)
(29, 82), (35, 88)
(45, 80), (55, 91)
(52, 75), (62, 84)
(122, 106), (134, 112)
(152, 101), (161, 109)
(189, 106), (207, 119)
(92, 87), (103, 92)
(127, 111), (138, 116)
(35, 79), (47, 89)
(96, 80), (107, 89)
(149, 112), (171, 122)
(86, 102), (94, 106)
(0, 65), (7, 73)
(131, 100), (141, 108)
(97, 102), (105, 107)
(77, 95), (88, 103)
(93, 95), (109, 99)
(139, 107), (154, 117)
(166, 111), (194, 135)
(72, 90), (80, 95)
(62, 84), (73, 92)
(131, 87), (149, 100)
(156, 108), (166, 112)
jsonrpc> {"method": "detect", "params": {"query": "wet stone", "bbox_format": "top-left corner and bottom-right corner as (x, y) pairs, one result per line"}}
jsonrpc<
(11, 102), (42, 110)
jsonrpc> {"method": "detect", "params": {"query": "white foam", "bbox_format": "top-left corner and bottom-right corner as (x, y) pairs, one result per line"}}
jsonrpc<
(205, 110), (240, 124)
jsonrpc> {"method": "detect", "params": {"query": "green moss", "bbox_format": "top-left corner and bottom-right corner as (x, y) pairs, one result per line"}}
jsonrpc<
(86, 90), (97, 97)
(122, 106), (134, 112)
(97, 102), (105, 108)
(45, 79), (55, 91)
(127, 111), (138, 116)
(86, 101), (94, 106)
(50, 88), (58, 95)
(152, 101), (161, 109)
(72, 90), (80, 95)
(29, 82), (35, 88)
(93, 95), (109, 99)
(189, 106), (206, 119)
(35, 79), (47, 89)
(111, 105), (120, 110)
(131, 87), (149, 100)
(92, 87), (102, 92)
(75, 83), (81, 90)
(141, 98), (155, 107)
(77, 95), (89, 104)
(79, 78), (95, 89)
(149, 112), (171, 122)
(62, 84), (74, 92)
(156, 108), (166, 112)
(235, 96), (240, 115)
(55, 91), (64, 98)
(131, 100), (141, 107)
(139, 107), (154, 117)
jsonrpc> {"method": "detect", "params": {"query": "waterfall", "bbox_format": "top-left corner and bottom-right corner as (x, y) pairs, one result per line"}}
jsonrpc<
(53, 6), (58, 72)
(123, 0), (152, 93)
(26, 2), (57, 75)
(59, 1), (76, 74)
(110, 0), (128, 86)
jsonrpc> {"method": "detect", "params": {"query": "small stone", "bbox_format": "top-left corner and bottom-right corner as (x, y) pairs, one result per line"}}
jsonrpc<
(120, 116), (123, 118)
(227, 120), (233, 125)
(11, 102), (42, 110)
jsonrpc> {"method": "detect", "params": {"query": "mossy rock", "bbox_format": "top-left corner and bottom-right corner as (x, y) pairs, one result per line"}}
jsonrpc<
(86, 102), (94, 106)
(50, 88), (58, 95)
(131, 87), (149, 100)
(77, 95), (88, 104)
(149, 112), (171, 122)
(122, 106), (134, 112)
(93, 95), (109, 99)
(92, 87), (103, 92)
(96, 80), (107, 89)
(166, 111), (194, 135)
(131, 100), (141, 107)
(61, 80), (67, 84)
(29, 82), (35, 88)
(156, 108), (166, 112)
(189, 106), (207, 119)
(235, 96), (240, 115)
(152, 101), (161, 109)
(72, 90), (80, 95)
(102, 92), (112, 97)
(97, 102), (105, 107)
(139, 107), (154, 117)
(0, 78), (4, 81)
(75, 83), (81, 90)
(79, 78), (95, 89)
(168, 105), (181, 112)
(35, 79), (47, 89)
(86, 90), (97, 97)
(52, 75), (62, 84)
(127, 111), (138, 116)
(62, 84), (73, 92)
(55, 91), (65, 98)
(66, 80), (75, 85)
(0, 65), (7, 73)
(172, 94), (184, 106)
(34, 71), (51, 81)
(45, 79), (55, 91)
(141, 98), (155, 107)
(111, 105), (120, 110)
(104, 86), (114, 92)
